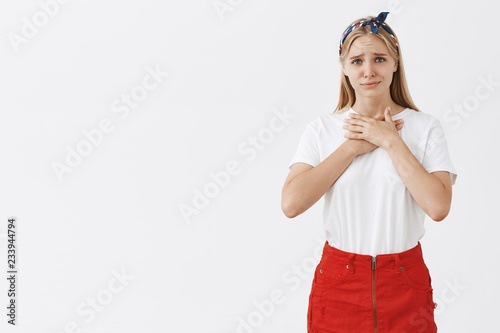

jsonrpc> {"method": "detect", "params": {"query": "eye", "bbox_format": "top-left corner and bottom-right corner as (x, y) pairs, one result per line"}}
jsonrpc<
(352, 59), (361, 65)
(375, 57), (385, 62)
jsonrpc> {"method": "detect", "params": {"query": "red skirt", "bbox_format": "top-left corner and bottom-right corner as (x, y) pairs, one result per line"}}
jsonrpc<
(307, 241), (437, 333)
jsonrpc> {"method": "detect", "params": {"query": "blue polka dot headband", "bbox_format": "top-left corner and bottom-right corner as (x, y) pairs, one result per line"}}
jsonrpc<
(339, 11), (399, 56)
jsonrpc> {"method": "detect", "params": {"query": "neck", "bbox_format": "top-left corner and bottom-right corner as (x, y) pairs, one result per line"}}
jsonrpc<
(352, 96), (403, 118)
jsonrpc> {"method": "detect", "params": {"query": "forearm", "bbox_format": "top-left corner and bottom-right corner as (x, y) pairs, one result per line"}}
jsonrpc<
(384, 135), (449, 220)
(284, 141), (357, 218)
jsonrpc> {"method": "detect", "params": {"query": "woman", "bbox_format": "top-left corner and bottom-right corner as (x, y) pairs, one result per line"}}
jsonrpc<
(281, 12), (458, 333)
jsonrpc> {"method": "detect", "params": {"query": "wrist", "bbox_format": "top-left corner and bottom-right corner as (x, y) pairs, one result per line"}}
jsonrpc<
(342, 140), (359, 158)
(383, 133), (402, 151)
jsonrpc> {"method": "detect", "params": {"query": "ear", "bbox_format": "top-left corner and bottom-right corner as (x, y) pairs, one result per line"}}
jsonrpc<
(393, 59), (398, 72)
(342, 64), (348, 76)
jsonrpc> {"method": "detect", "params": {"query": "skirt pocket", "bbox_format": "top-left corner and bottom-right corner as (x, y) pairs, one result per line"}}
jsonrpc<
(312, 256), (350, 289)
(399, 260), (432, 291)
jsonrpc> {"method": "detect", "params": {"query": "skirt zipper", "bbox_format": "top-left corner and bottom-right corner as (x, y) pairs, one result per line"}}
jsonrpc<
(372, 256), (377, 333)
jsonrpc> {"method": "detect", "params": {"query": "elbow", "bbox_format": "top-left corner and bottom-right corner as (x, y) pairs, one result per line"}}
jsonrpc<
(281, 200), (298, 219)
(281, 193), (301, 218)
(429, 184), (453, 222)
(430, 213), (447, 222)
(282, 182), (309, 218)
(429, 205), (451, 222)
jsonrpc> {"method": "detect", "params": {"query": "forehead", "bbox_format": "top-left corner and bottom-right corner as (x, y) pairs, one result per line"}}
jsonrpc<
(347, 35), (389, 55)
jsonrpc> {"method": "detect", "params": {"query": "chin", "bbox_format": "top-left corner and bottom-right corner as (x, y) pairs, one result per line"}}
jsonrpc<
(357, 87), (381, 94)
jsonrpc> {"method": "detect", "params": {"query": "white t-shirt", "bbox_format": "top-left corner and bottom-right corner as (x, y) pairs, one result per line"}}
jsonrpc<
(288, 108), (458, 256)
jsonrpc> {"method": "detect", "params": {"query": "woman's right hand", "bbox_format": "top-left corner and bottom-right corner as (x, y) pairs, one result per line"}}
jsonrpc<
(345, 118), (405, 157)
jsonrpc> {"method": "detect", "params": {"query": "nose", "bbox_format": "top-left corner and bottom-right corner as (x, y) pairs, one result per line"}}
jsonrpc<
(363, 62), (376, 78)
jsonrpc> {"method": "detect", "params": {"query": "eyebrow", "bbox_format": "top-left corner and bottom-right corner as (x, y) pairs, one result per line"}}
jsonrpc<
(348, 53), (388, 59)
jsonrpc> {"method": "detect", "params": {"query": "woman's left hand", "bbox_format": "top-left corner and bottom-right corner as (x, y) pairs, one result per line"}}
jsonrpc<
(342, 107), (402, 149)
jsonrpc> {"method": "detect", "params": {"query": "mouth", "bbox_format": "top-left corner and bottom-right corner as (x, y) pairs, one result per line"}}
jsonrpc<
(362, 81), (380, 88)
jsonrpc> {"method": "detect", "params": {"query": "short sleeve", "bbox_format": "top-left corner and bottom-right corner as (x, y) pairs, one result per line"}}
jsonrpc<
(421, 117), (458, 185)
(288, 122), (320, 169)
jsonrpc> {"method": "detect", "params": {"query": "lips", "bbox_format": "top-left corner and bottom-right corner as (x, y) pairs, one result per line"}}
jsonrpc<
(362, 81), (380, 87)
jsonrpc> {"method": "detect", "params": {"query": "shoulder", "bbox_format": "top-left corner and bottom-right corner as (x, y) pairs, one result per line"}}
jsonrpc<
(405, 109), (443, 129)
(405, 110), (451, 150)
(297, 113), (345, 139)
(304, 113), (337, 129)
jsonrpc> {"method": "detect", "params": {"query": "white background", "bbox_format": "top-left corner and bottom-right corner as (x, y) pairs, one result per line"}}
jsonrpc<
(0, 0), (498, 332)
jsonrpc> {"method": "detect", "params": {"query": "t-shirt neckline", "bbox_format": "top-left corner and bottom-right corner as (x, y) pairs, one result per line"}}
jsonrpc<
(347, 107), (411, 120)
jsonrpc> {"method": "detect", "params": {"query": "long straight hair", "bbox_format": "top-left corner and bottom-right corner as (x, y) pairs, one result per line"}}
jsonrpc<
(334, 16), (420, 113)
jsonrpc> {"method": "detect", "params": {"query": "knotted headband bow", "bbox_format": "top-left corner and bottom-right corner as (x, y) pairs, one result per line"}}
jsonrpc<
(339, 11), (399, 56)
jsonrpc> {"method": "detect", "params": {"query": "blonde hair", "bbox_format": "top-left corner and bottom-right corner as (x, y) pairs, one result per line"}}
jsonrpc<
(333, 15), (420, 113)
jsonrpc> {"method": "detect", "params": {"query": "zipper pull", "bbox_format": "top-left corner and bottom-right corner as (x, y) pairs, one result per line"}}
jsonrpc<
(372, 256), (376, 269)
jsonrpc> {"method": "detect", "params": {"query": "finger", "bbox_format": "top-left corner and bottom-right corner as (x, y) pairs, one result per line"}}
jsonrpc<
(344, 118), (363, 126)
(383, 116), (401, 122)
(344, 132), (362, 139)
(384, 107), (391, 122)
(349, 113), (373, 124)
(343, 125), (363, 133)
